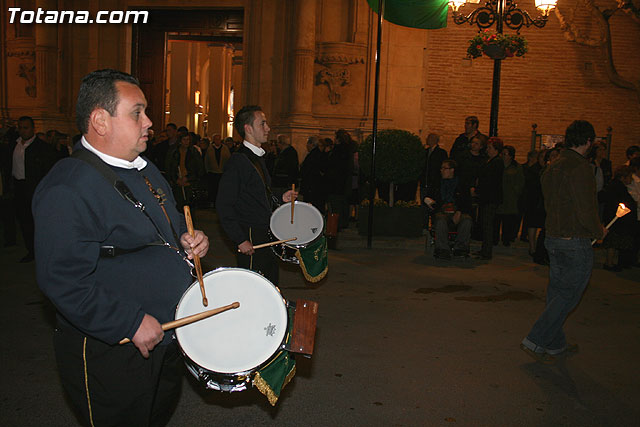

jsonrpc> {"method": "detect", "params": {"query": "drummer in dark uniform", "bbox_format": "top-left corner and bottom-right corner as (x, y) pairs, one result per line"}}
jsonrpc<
(216, 105), (297, 285)
(33, 69), (209, 426)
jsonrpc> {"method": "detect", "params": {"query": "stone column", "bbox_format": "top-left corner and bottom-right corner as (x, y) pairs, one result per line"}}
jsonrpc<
(289, 0), (316, 121)
(35, 0), (57, 108)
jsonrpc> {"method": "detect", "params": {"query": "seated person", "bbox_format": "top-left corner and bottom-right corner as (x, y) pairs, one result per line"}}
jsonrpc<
(425, 159), (473, 259)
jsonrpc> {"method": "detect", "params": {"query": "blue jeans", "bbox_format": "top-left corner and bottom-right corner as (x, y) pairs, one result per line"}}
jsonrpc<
(524, 237), (593, 352)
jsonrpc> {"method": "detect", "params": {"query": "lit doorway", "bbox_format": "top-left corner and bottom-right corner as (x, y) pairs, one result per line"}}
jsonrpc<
(131, 9), (243, 137)
(165, 38), (242, 138)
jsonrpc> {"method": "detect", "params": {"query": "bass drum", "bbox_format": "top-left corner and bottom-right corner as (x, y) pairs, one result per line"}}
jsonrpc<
(175, 268), (288, 392)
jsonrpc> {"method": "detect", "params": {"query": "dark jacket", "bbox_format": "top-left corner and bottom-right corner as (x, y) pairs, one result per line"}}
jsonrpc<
(33, 155), (190, 345)
(477, 155), (504, 205)
(9, 137), (57, 196)
(272, 145), (299, 188)
(450, 132), (486, 162)
(166, 145), (204, 186)
(423, 145), (448, 191)
(457, 151), (487, 192)
(326, 142), (351, 195)
(300, 147), (327, 199)
(542, 149), (603, 239)
(497, 161), (524, 214)
(426, 176), (473, 215)
(216, 146), (282, 246)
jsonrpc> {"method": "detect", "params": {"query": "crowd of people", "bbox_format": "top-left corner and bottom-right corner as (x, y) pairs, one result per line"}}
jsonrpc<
(142, 123), (361, 232)
(424, 116), (640, 270)
(0, 67), (637, 424)
(1, 111), (639, 271)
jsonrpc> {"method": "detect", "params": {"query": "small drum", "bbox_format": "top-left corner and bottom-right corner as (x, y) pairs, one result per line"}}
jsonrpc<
(175, 268), (288, 392)
(270, 201), (324, 264)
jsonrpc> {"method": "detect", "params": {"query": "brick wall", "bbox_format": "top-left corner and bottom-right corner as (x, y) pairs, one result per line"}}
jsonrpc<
(378, 0), (640, 167)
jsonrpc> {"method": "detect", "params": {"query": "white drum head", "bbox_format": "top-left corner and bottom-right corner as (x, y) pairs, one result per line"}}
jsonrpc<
(175, 268), (287, 374)
(270, 201), (324, 246)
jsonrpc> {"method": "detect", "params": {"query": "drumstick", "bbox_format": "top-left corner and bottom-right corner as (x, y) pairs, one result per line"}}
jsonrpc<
(291, 184), (296, 224)
(119, 302), (240, 345)
(183, 206), (208, 307)
(239, 237), (297, 251)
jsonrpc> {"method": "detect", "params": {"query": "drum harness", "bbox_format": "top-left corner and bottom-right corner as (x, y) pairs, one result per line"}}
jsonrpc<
(72, 149), (196, 276)
(241, 151), (280, 209)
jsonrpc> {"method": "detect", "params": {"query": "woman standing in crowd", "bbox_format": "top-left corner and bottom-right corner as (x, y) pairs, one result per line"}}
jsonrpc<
(474, 137), (504, 260)
(496, 145), (524, 246)
(521, 150), (545, 257)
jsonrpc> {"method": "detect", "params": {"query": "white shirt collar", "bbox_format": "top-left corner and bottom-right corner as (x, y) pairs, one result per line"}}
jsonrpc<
(17, 135), (36, 146)
(81, 136), (147, 171)
(243, 140), (265, 157)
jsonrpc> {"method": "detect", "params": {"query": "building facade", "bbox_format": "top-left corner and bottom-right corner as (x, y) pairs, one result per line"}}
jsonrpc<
(2, 0), (639, 164)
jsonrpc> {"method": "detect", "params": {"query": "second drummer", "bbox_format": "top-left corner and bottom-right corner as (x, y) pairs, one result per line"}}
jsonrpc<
(216, 105), (297, 285)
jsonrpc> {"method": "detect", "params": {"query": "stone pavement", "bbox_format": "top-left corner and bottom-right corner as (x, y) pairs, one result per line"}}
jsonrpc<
(1, 209), (639, 426)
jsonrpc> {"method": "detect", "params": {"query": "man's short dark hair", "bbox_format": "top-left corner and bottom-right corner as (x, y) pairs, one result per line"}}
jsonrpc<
(470, 133), (487, 147)
(626, 145), (640, 159)
(629, 157), (640, 172)
(613, 165), (633, 181)
(166, 123), (177, 130)
(503, 145), (516, 159)
(18, 116), (35, 127)
(564, 120), (595, 149)
(466, 116), (479, 127)
(442, 159), (457, 170)
(335, 129), (352, 145)
(234, 105), (262, 139)
(76, 69), (140, 134)
(487, 136), (503, 153)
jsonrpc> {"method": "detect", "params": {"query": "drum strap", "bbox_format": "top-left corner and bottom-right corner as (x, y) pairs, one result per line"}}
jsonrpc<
(72, 149), (184, 259)
(241, 151), (278, 209)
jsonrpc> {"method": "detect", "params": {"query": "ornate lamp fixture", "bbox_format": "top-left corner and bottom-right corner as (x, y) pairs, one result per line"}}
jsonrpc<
(448, 0), (557, 136)
(450, 0), (556, 31)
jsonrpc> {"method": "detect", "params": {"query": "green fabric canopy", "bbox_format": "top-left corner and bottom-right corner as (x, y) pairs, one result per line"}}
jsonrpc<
(366, 0), (449, 29)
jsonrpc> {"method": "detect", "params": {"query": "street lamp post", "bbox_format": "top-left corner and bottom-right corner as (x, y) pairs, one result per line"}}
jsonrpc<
(449, 0), (557, 137)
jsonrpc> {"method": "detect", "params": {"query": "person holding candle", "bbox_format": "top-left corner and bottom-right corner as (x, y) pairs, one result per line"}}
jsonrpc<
(599, 166), (637, 270)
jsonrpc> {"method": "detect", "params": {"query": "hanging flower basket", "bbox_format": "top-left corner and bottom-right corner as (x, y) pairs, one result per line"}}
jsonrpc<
(482, 44), (507, 60)
(467, 29), (528, 60)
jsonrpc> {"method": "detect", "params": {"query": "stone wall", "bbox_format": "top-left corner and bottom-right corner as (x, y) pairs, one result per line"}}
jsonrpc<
(1, 0), (638, 166)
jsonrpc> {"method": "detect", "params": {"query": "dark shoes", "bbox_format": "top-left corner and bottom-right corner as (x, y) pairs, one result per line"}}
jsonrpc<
(452, 249), (470, 258)
(473, 251), (492, 260)
(19, 253), (34, 263)
(434, 249), (451, 260)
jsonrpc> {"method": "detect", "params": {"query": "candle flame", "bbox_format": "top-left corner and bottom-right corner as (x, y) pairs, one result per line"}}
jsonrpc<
(619, 203), (626, 210)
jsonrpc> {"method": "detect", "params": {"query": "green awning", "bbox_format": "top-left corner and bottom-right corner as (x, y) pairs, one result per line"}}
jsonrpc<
(367, 0), (449, 29)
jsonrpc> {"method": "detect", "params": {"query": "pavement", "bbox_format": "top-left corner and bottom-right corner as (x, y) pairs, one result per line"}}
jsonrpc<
(1, 209), (639, 426)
